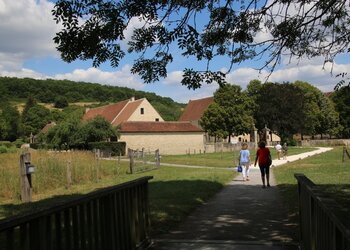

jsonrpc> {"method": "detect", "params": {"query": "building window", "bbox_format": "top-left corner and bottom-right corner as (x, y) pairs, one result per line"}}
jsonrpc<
(155, 118), (159, 121)
(140, 108), (144, 114)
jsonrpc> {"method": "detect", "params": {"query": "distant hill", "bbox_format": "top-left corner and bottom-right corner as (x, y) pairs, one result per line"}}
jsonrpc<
(0, 76), (185, 121)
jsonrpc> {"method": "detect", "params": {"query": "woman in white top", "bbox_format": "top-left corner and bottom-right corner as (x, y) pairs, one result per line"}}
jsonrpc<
(239, 142), (250, 181)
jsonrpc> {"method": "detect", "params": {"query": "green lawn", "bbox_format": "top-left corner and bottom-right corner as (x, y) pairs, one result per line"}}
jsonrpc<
(161, 146), (316, 168)
(273, 146), (350, 221)
(0, 158), (232, 236)
(0, 145), (340, 237)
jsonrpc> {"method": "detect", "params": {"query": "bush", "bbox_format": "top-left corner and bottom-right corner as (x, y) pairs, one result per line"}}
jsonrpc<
(54, 96), (69, 108)
(0, 141), (12, 148)
(88, 141), (126, 156)
(0, 145), (8, 153)
(284, 138), (298, 146)
(13, 139), (25, 148)
(0, 145), (17, 154)
(30, 143), (40, 149)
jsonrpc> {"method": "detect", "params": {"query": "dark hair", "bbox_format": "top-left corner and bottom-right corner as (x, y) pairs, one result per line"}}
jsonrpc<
(258, 141), (266, 148)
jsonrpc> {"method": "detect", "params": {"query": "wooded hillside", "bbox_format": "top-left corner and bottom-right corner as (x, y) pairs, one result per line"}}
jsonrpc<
(0, 77), (185, 121)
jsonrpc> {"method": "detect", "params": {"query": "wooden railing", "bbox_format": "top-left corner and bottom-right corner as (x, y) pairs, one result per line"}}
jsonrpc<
(0, 176), (153, 250)
(295, 174), (350, 250)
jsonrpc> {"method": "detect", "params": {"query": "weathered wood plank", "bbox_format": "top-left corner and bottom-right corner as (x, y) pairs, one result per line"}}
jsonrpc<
(0, 177), (153, 250)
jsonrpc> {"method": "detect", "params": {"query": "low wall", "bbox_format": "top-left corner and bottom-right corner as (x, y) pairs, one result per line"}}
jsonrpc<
(300, 139), (350, 147)
(204, 142), (256, 153)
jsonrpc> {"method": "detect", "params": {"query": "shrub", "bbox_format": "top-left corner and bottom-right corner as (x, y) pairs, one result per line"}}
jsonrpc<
(54, 96), (69, 108)
(284, 138), (298, 146)
(13, 139), (25, 148)
(88, 141), (126, 156)
(0, 141), (12, 148)
(0, 145), (8, 153)
(29, 143), (46, 149)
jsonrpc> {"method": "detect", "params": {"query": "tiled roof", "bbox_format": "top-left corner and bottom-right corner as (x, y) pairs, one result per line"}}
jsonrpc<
(112, 99), (144, 125)
(120, 121), (203, 133)
(41, 122), (56, 133)
(179, 96), (214, 121)
(82, 100), (129, 122)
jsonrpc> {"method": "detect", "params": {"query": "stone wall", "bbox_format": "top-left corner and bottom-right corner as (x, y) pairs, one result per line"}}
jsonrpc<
(204, 142), (256, 153)
(120, 132), (205, 155)
(300, 139), (350, 147)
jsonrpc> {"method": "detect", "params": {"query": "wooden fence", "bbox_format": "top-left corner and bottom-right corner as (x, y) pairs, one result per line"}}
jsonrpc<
(128, 148), (160, 174)
(343, 146), (350, 163)
(0, 176), (153, 250)
(295, 174), (350, 250)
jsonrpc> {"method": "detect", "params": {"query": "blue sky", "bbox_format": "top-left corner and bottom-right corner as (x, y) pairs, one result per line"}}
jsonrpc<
(1, 0), (349, 103)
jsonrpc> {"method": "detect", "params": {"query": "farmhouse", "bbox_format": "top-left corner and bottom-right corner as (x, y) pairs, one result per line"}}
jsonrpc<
(82, 97), (205, 154)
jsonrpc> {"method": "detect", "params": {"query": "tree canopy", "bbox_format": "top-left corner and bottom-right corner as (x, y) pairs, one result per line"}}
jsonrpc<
(200, 84), (254, 142)
(331, 86), (350, 138)
(53, 0), (350, 89)
(44, 115), (119, 149)
(0, 102), (20, 141)
(255, 82), (305, 141)
(294, 81), (341, 138)
(0, 76), (185, 121)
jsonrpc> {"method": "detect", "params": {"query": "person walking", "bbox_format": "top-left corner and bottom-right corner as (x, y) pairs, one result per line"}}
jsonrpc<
(275, 142), (282, 160)
(254, 141), (272, 188)
(282, 142), (288, 160)
(239, 142), (250, 181)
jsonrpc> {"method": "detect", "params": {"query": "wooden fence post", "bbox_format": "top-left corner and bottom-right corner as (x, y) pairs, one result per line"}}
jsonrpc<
(128, 148), (134, 174)
(20, 152), (32, 202)
(95, 149), (100, 181)
(66, 159), (72, 188)
(343, 146), (350, 162)
(155, 149), (160, 168)
(117, 152), (121, 176)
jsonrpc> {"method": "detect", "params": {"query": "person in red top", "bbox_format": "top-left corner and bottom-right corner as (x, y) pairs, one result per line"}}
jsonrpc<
(254, 141), (272, 188)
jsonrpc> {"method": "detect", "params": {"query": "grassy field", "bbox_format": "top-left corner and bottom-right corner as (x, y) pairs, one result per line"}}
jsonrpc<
(273, 146), (350, 220)
(0, 150), (129, 201)
(161, 146), (316, 168)
(0, 146), (343, 237)
(0, 150), (233, 236)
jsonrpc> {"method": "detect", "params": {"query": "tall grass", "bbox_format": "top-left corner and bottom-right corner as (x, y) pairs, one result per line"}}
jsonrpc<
(0, 150), (128, 201)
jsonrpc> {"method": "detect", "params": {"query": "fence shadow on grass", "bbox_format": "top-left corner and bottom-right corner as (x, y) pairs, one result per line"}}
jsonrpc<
(315, 183), (350, 211)
(0, 193), (87, 219)
(148, 179), (225, 236)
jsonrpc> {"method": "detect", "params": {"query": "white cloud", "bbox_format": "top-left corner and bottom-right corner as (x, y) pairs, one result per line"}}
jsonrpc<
(54, 65), (145, 90)
(122, 16), (156, 50)
(269, 62), (349, 91)
(182, 84), (219, 103)
(0, 0), (59, 71)
(163, 71), (183, 85)
(0, 68), (46, 79)
(225, 67), (268, 88)
(224, 59), (349, 92)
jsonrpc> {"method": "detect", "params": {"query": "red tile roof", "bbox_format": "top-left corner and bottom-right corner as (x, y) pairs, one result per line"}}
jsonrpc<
(82, 98), (147, 125)
(112, 99), (143, 125)
(120, 121), (203, 133)
(82, 100), (129, 122)
(41, 122), (56, 133)
(179, 96), (214, 121)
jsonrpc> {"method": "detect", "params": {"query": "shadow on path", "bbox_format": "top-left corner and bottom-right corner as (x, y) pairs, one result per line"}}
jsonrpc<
(156, 181), (298, 243)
